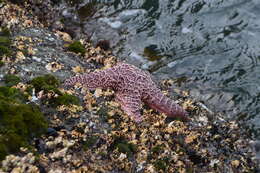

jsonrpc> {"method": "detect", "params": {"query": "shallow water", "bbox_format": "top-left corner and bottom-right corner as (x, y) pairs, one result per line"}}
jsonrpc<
(62, 0), (260, 137)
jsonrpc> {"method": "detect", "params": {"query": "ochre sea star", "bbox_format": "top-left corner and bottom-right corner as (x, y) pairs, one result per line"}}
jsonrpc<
(64, 62), (189, 122)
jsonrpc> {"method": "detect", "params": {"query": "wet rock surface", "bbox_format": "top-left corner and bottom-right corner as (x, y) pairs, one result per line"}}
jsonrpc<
(0, 1), (259, 172)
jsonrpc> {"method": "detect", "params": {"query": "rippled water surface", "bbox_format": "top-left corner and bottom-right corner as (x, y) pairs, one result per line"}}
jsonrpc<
(63, 0), (260, 137)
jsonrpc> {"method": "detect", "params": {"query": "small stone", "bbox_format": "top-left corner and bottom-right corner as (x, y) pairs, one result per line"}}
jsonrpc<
(50, 147), (68, 160)
(16, 51), (25, 61)
(47, 128), (58, 137)
(27, 47), (36, 55)
(118, 153), (127, 161)
(72, 66), (85, 73)
(231, 160), (240, 167)
(56, 31), (72, 42)
(11, 167), (22, 173)
(45, 62), (63, 72)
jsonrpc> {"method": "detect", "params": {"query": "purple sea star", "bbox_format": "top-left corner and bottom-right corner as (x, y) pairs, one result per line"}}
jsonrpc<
(64, 62), (189, 122)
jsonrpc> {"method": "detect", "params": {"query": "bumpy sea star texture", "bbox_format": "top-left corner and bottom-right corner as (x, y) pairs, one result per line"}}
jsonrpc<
(64, 62), (189, 122)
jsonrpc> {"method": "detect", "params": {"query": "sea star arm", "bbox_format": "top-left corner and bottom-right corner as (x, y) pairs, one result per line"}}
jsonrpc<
(115, 92), (143, 123)
(143, 89), (189, 121)
(64, 68), (117, 90)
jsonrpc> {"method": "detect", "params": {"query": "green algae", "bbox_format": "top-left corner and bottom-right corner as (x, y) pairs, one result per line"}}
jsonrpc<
(77, 1), (98, 20)
(0, 45), (11, 57)
(29, 75), (79, 107)
(151, 144), (164, 154)
(3, 74), (21, 87)
(83, 136), (99, 150)
(7, 0), (25, 5)
(143, 44), (163, 61)
(0, 36), (11, 47)
(0, 86), (48, 160)
(68, 41), (86, 55)
(111, 137), (137, 157)
(0, 60), (4, 67)
(0, 27), (11, 37)
(0, 35), (12, 58)
(0, 86), (27, 103)
(50, 93), (79, 107)
(154, 159), (167, 171)
(97, 106), (109, 122)
(30, 74), (60, 93)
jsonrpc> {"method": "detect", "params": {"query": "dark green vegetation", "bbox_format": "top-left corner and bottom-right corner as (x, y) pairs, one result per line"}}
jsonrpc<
(110, 137), (137, 157)
(3, 74), (21, 87)
(0, 36), (11, 57)
(6, 0), (25, 5)
(153, 159), (168, 171)
(97, 106), (109, 122)
(143, 44), (163, 61)
(50, 93), (80, 107)
(77, 1), (98, 20)
(0, 28), (12, 66)
(0, 61), (4, 67)
(68, 41), (86, 55)
(0, 86), (48, 160)
(0, 27), (11, 37)
(29, 74), (79, 107)
(82, 135), (99, 150)
(30, 74), (60, 93)
(151, 144), (164, 154)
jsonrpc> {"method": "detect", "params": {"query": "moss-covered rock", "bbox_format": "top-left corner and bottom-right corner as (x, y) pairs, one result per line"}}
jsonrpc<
(30, 74), (60, 93)
(3, 74), (21, 87)
(68, 41), (86, 55)
(0, 86), (48, 160)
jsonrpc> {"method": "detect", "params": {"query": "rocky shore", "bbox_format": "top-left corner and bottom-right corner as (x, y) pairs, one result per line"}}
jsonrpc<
(0, 1), (259, 172)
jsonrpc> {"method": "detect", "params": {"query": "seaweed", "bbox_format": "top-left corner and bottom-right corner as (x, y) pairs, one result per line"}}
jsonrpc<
(0, 60), (4, 67)
(68, 41), (86, 55)
(0, 27), (11, 37)
(154, 159), (167, 171)
(50, 93), (80, 107)
(3, 74), (21, 87)
(110, 136), (137, 157)
(30, 74), (60, 93)
(0, 35), (12, 57)
(29, 75), (80, 107)
(0, 86), (48, 160)
(82, 136), (99, 150)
